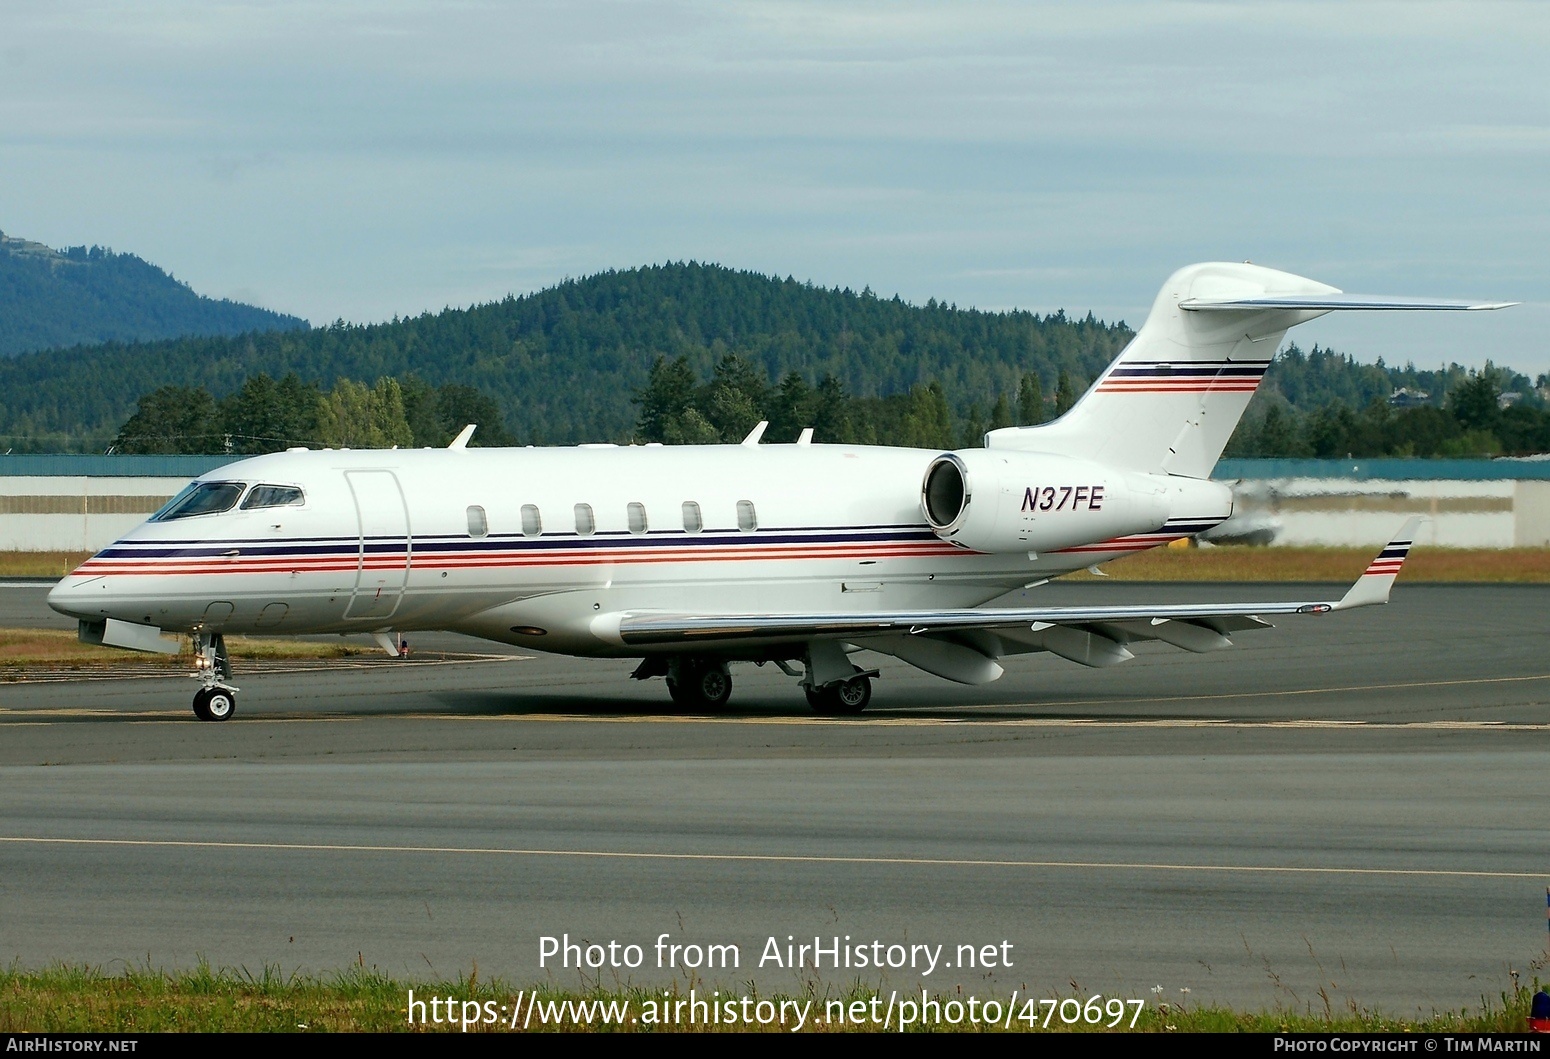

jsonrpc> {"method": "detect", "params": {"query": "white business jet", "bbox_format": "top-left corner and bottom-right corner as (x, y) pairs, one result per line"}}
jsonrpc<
(47, 262), (1511, 720)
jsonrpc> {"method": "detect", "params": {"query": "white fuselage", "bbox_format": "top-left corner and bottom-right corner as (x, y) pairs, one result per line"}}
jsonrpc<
(47, 443), (1229, 658)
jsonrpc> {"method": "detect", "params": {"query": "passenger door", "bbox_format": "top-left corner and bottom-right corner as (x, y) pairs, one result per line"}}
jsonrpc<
(343, 470), (410, 620)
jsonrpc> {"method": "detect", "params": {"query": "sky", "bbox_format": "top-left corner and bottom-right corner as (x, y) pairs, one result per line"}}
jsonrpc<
(2, 0), (1546, 375)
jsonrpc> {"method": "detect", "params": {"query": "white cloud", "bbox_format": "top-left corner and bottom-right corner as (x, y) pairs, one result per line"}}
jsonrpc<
(0, 0), (1544, 370)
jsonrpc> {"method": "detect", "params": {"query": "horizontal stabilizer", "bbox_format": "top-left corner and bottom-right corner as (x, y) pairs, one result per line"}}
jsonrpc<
(1180, 294), (1515, 312)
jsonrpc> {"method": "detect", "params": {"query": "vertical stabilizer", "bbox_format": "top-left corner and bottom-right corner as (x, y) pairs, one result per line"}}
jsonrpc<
(986, 262), (1336, 478)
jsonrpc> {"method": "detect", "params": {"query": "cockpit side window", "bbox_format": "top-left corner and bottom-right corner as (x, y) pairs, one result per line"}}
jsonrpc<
(240, 485), (306, 511)
(152, 482), (245, 521)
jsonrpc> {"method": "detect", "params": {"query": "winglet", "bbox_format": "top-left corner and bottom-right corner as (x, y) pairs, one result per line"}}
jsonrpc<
(741, 421), (768, 446)
(1333, 517), (1423, 610)
(449, 424), (477, 449)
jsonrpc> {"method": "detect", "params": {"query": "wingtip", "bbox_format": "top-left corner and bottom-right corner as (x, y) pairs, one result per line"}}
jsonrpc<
(1334, 517), (1424, 610)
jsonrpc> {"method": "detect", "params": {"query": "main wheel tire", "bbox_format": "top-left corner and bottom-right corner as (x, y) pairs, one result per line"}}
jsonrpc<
(669, 661), (731, 710)
(807, 675), (871, 716)
(192, 687), (236, 722)
(692, 665), (731, 709)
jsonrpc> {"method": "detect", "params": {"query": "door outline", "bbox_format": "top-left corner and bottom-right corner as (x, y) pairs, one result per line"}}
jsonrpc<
(343, 470), (411, 620)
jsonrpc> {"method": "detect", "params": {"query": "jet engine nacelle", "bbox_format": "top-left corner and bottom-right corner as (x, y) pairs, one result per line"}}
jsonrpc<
(920, 449), (1227, 554)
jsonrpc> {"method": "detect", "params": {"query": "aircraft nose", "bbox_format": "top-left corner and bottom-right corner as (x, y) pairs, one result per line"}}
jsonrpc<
(47, 576), (101, 621)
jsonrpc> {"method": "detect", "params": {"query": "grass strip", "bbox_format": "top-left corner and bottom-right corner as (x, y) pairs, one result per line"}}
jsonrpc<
(0, 628), (370, 668)
(1065, 545), (1550, 582)
(0, 964), (1542, 1033)
(0, 552), (92, 578)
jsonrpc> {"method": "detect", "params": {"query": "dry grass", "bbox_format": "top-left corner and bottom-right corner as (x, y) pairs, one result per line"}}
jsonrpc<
(0, 627), (369, 668)
(1066, 544), (1550, 582)
(0, 551), (92, 577)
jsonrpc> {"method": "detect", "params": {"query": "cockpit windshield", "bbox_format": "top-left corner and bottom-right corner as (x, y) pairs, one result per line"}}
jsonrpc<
(151, 481), (245, 521)
(241, 485), (305, 510)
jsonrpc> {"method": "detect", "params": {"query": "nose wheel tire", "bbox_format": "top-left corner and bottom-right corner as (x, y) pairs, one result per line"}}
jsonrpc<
(193, 687), (236, 722)
(806, 675), (871, 716)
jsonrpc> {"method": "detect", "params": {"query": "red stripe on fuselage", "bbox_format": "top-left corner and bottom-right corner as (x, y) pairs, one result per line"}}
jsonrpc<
(71, 542), (964, 577)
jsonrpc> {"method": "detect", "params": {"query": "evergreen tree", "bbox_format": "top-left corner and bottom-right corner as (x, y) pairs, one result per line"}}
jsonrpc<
(661, 407), (722, 445)
(113, 385), (219, 454)
(962, 405), (986, 448)
(1017, 372), (1045, 425)
(810, 374), (852, 444)
(768, 371), (812, 443)
(217, 372), (326, 454)
(1447, 367), (1501, 433)
(1053, 370), (1079, 417)
(900, 383), (954, 448)
(634, 356), (699, 443)
(399, 375), (448, 447)
(989, 393), (1013, 431)
(703, 354), (768, 442)
(1257, 403), (1303, 456)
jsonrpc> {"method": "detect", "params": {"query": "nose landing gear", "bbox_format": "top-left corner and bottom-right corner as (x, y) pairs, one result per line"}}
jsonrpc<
(190, 632), (238, 721)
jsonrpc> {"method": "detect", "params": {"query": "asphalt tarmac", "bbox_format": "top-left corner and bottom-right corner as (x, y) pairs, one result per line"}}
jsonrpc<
(1, 581), (1547, 1015)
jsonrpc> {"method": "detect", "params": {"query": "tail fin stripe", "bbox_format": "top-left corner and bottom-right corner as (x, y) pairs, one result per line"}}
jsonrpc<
(1109, 362), (1272, 376)
(1096, 383), (1261, 393)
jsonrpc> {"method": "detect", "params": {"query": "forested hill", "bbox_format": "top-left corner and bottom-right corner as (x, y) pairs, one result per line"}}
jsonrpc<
(0, 260), (1532, 454)
(0, 262), (1131, 451)
(0, 230), (308, 358)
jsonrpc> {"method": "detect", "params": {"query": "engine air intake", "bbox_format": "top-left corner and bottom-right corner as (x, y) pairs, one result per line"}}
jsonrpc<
(922, 456), (968, 531)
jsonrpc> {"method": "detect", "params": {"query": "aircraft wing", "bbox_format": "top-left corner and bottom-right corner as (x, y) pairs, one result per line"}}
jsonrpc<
(608, 520), (1420, 682)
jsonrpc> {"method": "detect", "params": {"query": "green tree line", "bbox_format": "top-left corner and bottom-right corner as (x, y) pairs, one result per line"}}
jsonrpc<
(113, 375), (514, 454)
(8, 262), (1545, 458)
(1225, 362), (1549, 459)
(116, 354), (1548, 460)
(0, 263), (1130, 451)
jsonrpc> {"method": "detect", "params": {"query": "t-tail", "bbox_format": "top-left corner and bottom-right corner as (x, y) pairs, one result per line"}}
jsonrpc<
(985, 262), (1514, 479)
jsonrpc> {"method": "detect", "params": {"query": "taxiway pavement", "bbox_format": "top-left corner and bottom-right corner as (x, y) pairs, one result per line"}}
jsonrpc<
(1, 582), (1546, 1013)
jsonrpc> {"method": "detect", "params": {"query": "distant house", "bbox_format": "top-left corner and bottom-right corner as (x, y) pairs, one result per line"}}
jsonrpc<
(1388, 387), (1430, 408)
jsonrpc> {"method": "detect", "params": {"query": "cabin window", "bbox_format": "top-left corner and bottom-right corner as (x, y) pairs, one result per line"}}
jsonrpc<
(241, 485), (305, 511)
(681, 501), (703, 533)
(627, 502), (648, 534)
(466, 505), (488, 538)
(521, 504), (542, 536)
(737, 500), (757, 532)
(152, 482), (244, 521)
(574, 503), (596, 536)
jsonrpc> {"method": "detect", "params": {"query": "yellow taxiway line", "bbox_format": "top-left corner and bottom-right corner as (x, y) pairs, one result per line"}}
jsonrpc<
(0, 834), (1543, 881)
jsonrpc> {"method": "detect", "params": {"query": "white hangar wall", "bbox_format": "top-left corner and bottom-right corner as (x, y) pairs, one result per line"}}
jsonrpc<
(0, 455), (233, 553)
(1210, 459), (1550, 548)
(2, 455), (1549, 554)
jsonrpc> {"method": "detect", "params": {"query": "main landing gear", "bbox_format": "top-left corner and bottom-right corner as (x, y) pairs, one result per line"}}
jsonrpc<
(632, 652), (875, 715)
(804, 674), (872, 716)
(190, 631), (238, 721)
(665, 658), (733, 710)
